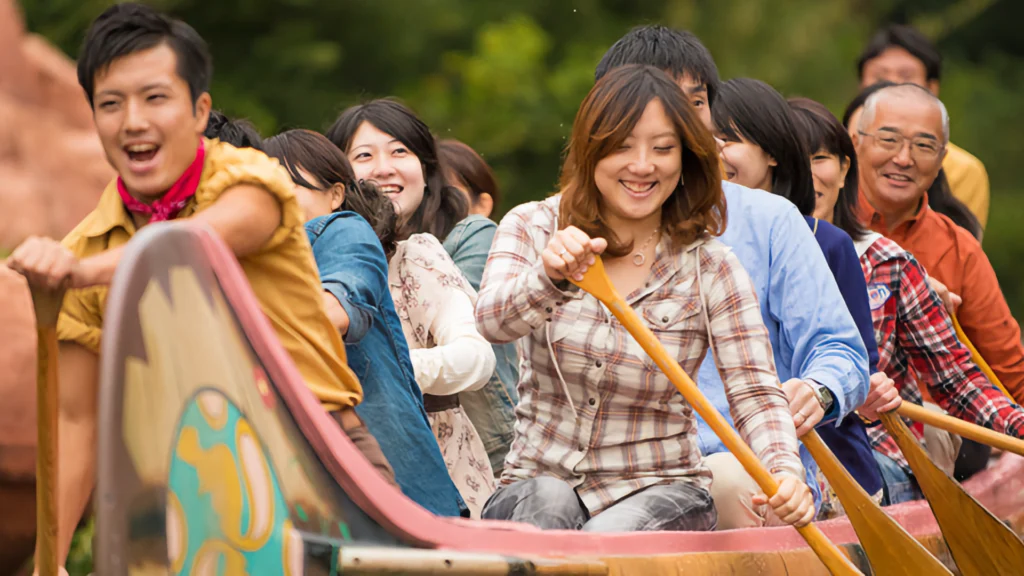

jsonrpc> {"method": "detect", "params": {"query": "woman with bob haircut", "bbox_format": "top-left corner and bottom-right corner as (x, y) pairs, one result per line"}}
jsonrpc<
(437, 137), (521, 476)
(475, 64), (811, 532)
(327, 100), (498, 517)
(260, 129), (466, 517)
(789, 98), (864, 237)
(711, 79), (885, 519)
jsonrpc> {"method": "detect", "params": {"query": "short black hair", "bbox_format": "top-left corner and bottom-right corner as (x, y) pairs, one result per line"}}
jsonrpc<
(77, 2), (212, 108)
(857, 24), (941, 82)
(204, 110), (263, 149)
(789, 97), (866, 241)
(712, 78), (815, 215)
(595, 25), (720, 105)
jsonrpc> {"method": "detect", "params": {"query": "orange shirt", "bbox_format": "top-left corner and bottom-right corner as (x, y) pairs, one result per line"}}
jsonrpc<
(857, 192), (1024, 403)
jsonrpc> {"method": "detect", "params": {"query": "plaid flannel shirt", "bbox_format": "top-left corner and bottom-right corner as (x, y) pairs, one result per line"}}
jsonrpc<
(858, 234), (1024, 474)
(475, 197), (803, 515)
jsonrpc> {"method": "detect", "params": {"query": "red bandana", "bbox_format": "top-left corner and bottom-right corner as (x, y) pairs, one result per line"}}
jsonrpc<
(117, 140), (206, 223)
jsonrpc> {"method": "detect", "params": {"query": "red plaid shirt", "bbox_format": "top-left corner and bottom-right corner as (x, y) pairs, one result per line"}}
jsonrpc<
(857, 233), (1024, 473)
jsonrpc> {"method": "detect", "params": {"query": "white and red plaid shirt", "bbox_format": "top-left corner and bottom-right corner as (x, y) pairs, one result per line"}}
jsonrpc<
(857, 233), (1024, 474)
(475, 197), (804, 515)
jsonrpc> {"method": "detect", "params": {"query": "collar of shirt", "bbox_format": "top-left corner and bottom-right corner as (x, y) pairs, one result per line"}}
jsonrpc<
(76, 139), (212, 240)
(856, 188), (929, 236)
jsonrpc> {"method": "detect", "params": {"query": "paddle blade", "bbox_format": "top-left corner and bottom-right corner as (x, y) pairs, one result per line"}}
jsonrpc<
(880, 412), (1024, 575)
(569, 256), (620, 305)
(802, 432), (951, 575)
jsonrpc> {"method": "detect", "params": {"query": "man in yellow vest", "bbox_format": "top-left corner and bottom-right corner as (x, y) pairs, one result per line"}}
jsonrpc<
(6, 4), (393, 572)
(858, 24), (989, 228)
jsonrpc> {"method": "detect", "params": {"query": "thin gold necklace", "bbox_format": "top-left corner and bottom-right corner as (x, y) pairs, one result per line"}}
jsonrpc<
(632, 227), (660, 266)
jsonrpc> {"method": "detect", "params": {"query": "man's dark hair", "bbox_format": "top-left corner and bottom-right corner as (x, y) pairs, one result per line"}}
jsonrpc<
(77, 2), (212, 108)
(204, 110), (263, 149)
(595, 25), (720, 104)
(857, 24), (941, 82)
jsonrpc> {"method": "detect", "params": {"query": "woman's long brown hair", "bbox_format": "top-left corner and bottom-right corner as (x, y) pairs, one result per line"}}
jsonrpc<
(558, 64), (725, 256)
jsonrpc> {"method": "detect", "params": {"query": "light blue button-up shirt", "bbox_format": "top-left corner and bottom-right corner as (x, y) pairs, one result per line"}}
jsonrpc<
(696, 182), (870, 508)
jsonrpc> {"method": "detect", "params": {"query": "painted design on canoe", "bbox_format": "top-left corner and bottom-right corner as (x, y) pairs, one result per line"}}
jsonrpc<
(168, 389), (300, 573)
(94, 222), (1024, 575)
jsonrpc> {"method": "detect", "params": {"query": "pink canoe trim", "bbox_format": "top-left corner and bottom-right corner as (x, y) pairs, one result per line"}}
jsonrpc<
(196, 224), (1024, 559)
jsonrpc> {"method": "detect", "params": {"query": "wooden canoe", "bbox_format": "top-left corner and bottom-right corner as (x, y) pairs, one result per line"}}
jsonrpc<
(93, 222), (1024, 575)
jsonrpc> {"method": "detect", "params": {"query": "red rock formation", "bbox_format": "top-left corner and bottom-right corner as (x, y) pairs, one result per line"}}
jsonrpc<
(0, 1), (112, 571)
(0, 1), (113, 249)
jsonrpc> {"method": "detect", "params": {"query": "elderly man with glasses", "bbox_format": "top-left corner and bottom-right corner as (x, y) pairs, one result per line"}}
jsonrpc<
(854, 84), (1024, 409)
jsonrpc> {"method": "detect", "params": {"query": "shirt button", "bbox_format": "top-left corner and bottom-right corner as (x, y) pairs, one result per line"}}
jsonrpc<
(662, 316), (669, 323)
(588, 397), (596, 406)
(546, 306), (553, 313)
(595, 360), (602, 367)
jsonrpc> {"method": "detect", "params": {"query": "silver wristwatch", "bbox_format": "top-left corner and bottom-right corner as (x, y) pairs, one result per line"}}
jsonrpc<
(815, 385), (835, 413)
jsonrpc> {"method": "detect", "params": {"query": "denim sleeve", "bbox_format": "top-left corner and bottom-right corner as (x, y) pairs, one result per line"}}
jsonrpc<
(769, 209), (870, 423)
(311, 214), (389, 344)
(442, 216), (497, 292)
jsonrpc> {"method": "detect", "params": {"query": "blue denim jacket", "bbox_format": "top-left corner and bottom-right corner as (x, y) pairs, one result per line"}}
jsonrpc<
(442, 215), (518, 473)
(306, 211), (464, 517)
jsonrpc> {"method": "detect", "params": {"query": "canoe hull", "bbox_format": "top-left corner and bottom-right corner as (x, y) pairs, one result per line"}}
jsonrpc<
(95, 223), (1024, 575)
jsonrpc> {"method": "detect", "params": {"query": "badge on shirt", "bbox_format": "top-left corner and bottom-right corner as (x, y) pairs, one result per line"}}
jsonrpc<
(867, 283), (892, 310)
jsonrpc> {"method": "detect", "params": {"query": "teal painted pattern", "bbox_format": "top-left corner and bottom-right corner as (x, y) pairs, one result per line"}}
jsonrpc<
(167, 389), (300, 575)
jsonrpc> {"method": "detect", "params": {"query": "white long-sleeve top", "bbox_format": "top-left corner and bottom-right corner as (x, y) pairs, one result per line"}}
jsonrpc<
(389, 233), (496, 395)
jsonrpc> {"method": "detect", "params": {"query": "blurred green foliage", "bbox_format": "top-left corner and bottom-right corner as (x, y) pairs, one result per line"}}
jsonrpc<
(15, 1), (1024, 572)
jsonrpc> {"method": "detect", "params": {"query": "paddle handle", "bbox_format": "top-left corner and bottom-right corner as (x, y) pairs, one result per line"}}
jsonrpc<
(952, 314), (1013, 400)
(604, 299), (861, 575)
(897, 402), (1024, 457)
(36, 326), (60, 576)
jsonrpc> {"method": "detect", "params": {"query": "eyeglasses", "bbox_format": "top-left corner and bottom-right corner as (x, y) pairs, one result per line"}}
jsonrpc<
(857, 130), (944, 160)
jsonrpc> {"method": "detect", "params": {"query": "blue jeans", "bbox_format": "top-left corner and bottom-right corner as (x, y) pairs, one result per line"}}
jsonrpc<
(480, 476), (717, 532)
(873, 451), (922, 505)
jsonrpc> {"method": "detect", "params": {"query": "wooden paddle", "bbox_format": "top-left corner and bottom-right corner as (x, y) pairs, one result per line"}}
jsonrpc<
(896, 402), (1024, 457)
(801, 431), (952, 575)
(879, 410), (1024, 575)
(570, 257), (862, 576)
(952, 314), (1013, 400)
(31, 285), (65, 576)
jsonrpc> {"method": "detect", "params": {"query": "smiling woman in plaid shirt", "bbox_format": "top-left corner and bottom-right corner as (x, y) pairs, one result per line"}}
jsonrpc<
(474, 65), (811, 532)
(793, 95), (1024, 505)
